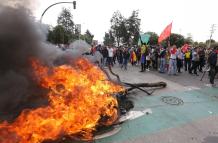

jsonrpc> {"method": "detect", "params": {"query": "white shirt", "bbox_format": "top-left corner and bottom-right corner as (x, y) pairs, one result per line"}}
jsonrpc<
(108, 48), (114, 57)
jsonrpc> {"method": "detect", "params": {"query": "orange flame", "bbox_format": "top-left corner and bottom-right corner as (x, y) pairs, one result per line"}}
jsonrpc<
(0, 58), (124, 143)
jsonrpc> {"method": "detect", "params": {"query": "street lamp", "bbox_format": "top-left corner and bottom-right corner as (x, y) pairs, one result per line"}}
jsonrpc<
(40, 1), (76, 23)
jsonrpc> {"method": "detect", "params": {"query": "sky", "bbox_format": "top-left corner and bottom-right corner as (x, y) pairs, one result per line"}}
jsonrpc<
(34, 0), (218, 43)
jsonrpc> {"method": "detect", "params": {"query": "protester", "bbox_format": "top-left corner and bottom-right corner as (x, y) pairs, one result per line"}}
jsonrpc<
(208, 46), (218, 87)
(130, 48), (137, 66)
(101, 46), (109, 67)
(198, 47), (205, 72)
(117, 47), (123, 66)
(140, 43), (147, 72)
(189, 47), (199, 76)
(107, 46), (114, 66)
(184, 48), (192, 72)
(168, 45), (177, 75)
(151, 47), (159, 70)
(121, 48), (130, 70)
(136, 46), (141, 65)
(177, 47), (183, 73)
(113, 47), (117, 65)
(159, 46), (167, 73)
(146, 48), (151, 71)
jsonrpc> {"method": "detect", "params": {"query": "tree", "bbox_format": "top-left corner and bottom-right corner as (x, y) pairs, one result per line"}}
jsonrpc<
(144, 32), (158, 45)
(110, 11), (125, 46)
(104, 30), (115, 46)
(193, 41), (199, 47)
(161, 33), (185, 48)
(57, 8), (74, 34)
(83, 30), (94, 45)
(125, 10), (141, 46)
(47, 25), (70, 44)
(184, 33), (193, 44)
(110, 10), (141, 46)
(198, 42), (207, 48)
(211, 42), (218, 48)
(206, 39), (216, 44)
(169, 33), (185, 48)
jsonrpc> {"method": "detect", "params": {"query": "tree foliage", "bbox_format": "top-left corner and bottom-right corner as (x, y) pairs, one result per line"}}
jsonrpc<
(206, 39), (216, 44)
(144, 32), (158, 45)
(103, 30), (115, 46)
(110, 11), (125, 46)
(110, 10), (140, 46)
(57, 8), (74, 34)
(125, 10), (140, 46)
(210, 42), (218, 48)
(47, 25), (70, 44)
(184, 37), (193, 44)
(168, 33), (185, 47)
(47, 8), (94, 45)
(80, 30), (94, 45)
(160, 33), (185, 48)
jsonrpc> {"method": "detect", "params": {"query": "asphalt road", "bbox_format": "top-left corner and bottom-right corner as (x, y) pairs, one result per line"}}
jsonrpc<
(96, 64), (218, 143)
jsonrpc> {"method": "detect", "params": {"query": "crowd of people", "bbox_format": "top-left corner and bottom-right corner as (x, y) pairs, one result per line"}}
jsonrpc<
(91, 43), (218, 87)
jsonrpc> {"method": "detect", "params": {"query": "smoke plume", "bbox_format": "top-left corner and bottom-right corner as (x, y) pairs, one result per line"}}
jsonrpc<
(0, 0), (96, 121)
(0, 3), (62, 120)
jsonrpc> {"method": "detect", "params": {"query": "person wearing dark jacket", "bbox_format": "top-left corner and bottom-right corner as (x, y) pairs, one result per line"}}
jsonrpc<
(101, 46), (108, 67)
(121, 48), (130, 70)
(198, 47), (205, 72)
(208, 47), (218, 86)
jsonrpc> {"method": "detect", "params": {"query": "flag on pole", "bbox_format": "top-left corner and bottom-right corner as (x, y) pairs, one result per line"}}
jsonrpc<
(158, 22), (172, 43)
(138, 34), (151, 45)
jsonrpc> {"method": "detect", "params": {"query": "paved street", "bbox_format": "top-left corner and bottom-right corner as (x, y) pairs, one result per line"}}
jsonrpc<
(96, 64), (218, 143)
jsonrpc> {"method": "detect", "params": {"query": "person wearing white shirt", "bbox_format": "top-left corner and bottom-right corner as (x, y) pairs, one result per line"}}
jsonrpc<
(107, 46), (114, 66)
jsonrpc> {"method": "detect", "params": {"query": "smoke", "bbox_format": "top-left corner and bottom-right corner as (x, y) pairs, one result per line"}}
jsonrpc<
(0, 1), (98, 121)
(0, 0), (37, 10)
(0, 4), (64, 120)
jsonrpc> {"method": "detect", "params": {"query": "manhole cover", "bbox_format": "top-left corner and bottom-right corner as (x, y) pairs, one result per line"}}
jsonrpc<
(161, 96), (184, 105)
(213, 96), (218, 99)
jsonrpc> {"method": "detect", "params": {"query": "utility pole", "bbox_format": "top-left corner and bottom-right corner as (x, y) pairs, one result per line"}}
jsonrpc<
(208, 24), (216, 48)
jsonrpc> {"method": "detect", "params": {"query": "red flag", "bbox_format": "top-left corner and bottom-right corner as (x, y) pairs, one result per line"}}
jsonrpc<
(158, 22), (172, 43)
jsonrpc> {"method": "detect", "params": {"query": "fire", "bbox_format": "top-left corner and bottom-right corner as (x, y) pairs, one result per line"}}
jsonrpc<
(0, 58), (124, 143)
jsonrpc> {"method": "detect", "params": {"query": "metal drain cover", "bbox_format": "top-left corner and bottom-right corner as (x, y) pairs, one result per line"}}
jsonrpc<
(161, 96), (184, 105)
(213, 96), (218, 99)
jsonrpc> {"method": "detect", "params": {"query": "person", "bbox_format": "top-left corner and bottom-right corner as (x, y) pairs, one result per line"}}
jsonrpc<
(146, 48), (151, 71)
(151, 47), (159, 70)
(136, 46), (141, 65)
(91, 45), (96, 55)
(140, 43), (147, 72)
(130, 48), (137, 66)
(208, 46), (218, 87)
(107, 46), (114, 66)
(101, 46), (108, 67)
(198, 47), (205, 72)
(121, 48), (130, 70)
(184, 48), (191, 72)
(168, 45), (177, 75)
(177, 48), (183, 73)
(159, 46), (167, 73)
(117, 47), (123, 66)
(189, 47), (199, 76)
(113, 47), (117, 65)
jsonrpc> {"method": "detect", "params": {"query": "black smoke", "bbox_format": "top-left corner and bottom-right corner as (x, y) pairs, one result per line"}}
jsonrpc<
(0, 5), (56, 121)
